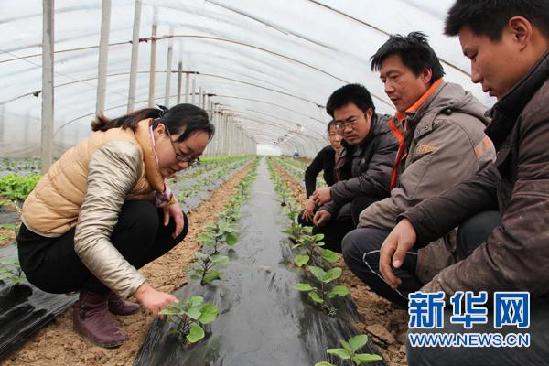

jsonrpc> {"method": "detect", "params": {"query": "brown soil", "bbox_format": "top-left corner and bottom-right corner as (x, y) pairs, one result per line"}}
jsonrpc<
(272, 160), (409, 366)
(0, 228), (16, 248)
(3, 163), (254, 366)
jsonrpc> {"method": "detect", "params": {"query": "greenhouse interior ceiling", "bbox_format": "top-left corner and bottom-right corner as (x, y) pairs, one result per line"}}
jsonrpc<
(0, 0), (495, 159)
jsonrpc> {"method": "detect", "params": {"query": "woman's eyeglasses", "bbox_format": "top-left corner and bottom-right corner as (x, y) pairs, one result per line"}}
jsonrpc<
(164, 125), (200, 166)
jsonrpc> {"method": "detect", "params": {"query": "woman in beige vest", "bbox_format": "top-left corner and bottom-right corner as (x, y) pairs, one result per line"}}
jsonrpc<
(16, 103), (214, 347)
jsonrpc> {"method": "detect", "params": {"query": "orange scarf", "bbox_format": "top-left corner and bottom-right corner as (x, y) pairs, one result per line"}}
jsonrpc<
(389, 79), (443, 189)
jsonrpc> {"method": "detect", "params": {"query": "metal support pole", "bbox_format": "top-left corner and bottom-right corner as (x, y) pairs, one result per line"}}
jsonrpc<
(127, 0), (141, 113)
(148, 23), (157, 107)
(164, 36), (173, 107)
(225, 114), (230, 155)
(177, 61), (182, 104)
(0, 103), (4, 144)
(191, 74), (196, 105)
(218, 112), (224, 155)
(184, 72), (189, 103)
(199, 88), (203, 109)
(41, 0), (54, 173)
(24, 112), (30, 146)
(96, 0), (111, 116)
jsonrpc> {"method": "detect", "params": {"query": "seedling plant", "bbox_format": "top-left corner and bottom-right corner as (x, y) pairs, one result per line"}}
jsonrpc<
(187, 158), (259, 286)
(295, 265), (349, 316)
(159, 295), (219, 344)
(0, 258), (26, 285)
(314, 334), (382, 365)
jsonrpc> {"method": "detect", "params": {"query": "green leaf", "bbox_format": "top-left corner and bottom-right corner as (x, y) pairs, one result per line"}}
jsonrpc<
(294, 254), (310, 267)
(348, 334), (369, 352)
(314, 362), (335, 366)
(327, 348), (351, 360)
(195, 252), (210, 261)
(307, 265), (327, 281)
(202, 270), (222, 284)
(294, 283), (315, 292)
(225, 232), (238, 246)
(340, 339), (352, 353)
(322, 267), (342, 283)
(308, 291), (324, 304)
(187, 306), (202, 320)
(328, 285), (350, 298)
(0, 258), (19, 266)
(186, 323), (205, 343)
(187, 296), (204, 308)
(313, 233), (325, 242)
(352, 353), (383, 364)
(198, 304), (219, 324)
(320, 248), (340, 263)
(218, 222), (232, 232)
(211, 254), (230, 265)
(197, 233), (212, 244)
(159, 302), (183, 316)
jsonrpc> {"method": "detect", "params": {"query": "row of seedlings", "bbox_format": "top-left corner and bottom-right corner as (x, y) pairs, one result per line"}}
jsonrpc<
(274, 157), (328, 189)
(267, 157), (382, 366)
(174, 155), (250, 181)
(158, 158), (259, 345)
(175, 157), (251, 204)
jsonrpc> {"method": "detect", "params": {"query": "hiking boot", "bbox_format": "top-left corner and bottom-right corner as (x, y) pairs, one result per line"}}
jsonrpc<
(73, 290), (128, 348)
(108, 292), (141, 316)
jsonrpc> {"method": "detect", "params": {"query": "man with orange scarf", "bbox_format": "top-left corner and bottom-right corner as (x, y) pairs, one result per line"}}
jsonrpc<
(341, 32), (495, 307)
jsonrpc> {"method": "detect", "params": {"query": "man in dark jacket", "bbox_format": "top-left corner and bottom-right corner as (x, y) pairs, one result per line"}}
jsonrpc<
(310, 83), (399, 252)
(374, 1), (549, 364)
(301, 120), (341, 222)
(341, 32), (494, 307)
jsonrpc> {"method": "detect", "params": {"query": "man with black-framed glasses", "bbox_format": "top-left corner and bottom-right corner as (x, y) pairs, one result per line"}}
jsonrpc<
(309, 83), (399, 252)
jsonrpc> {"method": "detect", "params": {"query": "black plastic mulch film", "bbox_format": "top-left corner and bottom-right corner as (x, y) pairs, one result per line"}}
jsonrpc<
(135, 160), (384, 366)
(0, 243), (77, 361)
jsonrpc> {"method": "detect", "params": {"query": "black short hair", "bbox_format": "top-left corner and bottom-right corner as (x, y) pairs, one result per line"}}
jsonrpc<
(370, 32), (445, 84)
(445, 0), (549, 40)
(326, 84), (375, 118)
(327, 120), (337, 132)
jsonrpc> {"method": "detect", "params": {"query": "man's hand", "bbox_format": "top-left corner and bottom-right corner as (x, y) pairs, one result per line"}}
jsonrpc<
(379, 219), (416, 288)
(303, 198), (316, 221)
(312, 187), (331, 205)
(313, 210), (331, 227)
(163, 201), (185, 239)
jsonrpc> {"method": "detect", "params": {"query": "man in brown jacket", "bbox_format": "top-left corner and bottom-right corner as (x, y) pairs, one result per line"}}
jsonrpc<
(376, 1), (549, 364)
(341, 32), (495, 307)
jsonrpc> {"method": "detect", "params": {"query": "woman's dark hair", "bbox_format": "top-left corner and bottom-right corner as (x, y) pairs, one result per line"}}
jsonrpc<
(370, 32), (445, 85)
(326, 83), (375, 117)
(92, 103), (215, 142)
(445, 0), (549, 40)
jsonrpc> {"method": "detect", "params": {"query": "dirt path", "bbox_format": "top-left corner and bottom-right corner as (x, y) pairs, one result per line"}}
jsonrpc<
(271, 159), (409, 366)
(3, 163), (254, 366)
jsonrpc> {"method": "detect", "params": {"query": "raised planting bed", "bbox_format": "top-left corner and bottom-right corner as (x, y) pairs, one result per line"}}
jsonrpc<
(135, 158), (384, 366)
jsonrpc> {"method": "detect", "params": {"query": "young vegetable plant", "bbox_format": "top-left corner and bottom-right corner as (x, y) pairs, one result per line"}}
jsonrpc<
(0, 258), (26, 285)
(188, 251), (230, 285)
(314, 334), (383, 366)
(159, 295), (219, 344)
(198, 221), (238, 255)
(295, 265), (349, 316)
(284, 222), (306, 244)
(292, 228), (340, 268)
